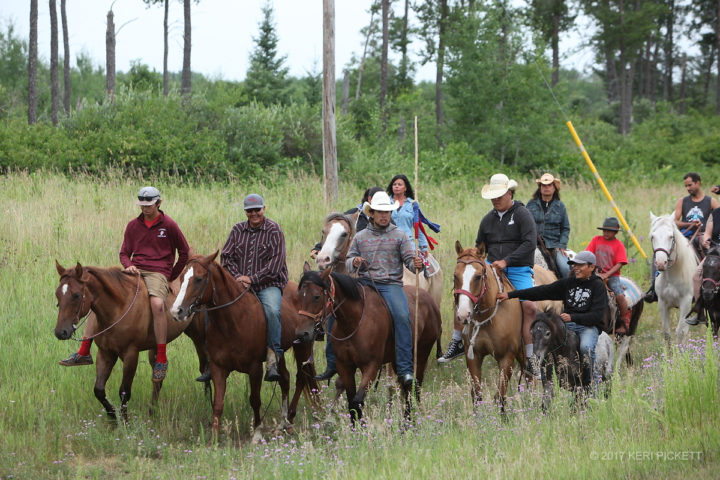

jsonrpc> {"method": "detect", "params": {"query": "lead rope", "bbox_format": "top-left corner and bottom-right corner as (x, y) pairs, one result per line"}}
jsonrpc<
(465, 266), (504, 360)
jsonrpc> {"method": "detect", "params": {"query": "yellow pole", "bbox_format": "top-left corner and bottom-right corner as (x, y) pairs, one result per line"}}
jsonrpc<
(566, 121), (648, 260)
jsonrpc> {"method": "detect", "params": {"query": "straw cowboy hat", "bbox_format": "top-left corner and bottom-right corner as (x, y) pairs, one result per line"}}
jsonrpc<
(363, 191), (399, 216)
(536, 173), (561, 190)
(481, 173), (518, 200)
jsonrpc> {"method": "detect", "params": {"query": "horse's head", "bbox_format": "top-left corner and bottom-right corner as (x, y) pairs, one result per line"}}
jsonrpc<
(453, 240), (491, 324)
(171, 251), (218, 322)
(297, 264), (333, 343)
(316, 213), (355, 270)
(54, 260), (92, 340)
(701, 253), (720, 303)
(650, 212), (678, 271)
(530, 309), (563, 361)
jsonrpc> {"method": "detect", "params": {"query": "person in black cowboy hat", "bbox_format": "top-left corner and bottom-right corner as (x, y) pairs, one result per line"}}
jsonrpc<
(586, 217), (632, 334)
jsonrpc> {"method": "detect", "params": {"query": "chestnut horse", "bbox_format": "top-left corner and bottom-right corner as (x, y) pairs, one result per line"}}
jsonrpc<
(54, 262), (208, 422)
(296, 266), (442, 422)
(170, 252), (319, 442)
(315, 212), (444, 309)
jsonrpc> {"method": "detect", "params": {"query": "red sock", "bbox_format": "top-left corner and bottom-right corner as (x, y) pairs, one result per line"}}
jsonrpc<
(78, 338), (92, 356)
(156, 344), (167, 364)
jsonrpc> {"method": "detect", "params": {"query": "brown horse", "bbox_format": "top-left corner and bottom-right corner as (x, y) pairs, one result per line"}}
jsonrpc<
(315, 212), (445, 310)
(296, 266), (442, 422)
(453, 241), (526, 408)
(54, 262), (208, 422)
(169, 252), (319, 442)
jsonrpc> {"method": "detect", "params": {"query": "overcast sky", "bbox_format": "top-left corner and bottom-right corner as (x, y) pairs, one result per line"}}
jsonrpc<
(1, 0), (593, 83)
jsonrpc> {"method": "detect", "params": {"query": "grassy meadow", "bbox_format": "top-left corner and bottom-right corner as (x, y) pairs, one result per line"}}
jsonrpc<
(1, 171), (718, 479)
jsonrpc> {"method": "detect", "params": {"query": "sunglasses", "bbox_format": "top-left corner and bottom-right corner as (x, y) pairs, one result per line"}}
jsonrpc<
(138, 196), (158, 202)
(245, 208), (262, 213)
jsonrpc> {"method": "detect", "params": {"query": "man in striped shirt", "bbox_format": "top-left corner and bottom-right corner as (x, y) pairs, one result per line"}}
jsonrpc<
(221, 194), (288, 382)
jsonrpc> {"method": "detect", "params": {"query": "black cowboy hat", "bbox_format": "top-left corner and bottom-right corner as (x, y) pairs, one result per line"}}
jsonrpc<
(597, 217), (621, 231)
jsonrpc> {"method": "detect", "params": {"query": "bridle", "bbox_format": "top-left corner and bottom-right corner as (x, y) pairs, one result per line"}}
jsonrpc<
(186, 262), (250, 314)
(652, 230), (677, 269)
(453, 257), (502, 325)
(298, 275), (362, 342)
(701, 276), (720, 297)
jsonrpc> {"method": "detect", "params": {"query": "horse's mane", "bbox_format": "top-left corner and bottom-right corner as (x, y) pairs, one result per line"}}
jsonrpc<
(652, 213), (698, 271)
(530, 309), (564, 332)
(299, 270), (361, 300)
(84, 266), (137, 303)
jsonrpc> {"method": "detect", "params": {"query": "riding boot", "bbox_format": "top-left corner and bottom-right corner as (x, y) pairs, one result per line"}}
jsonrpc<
(615, 295), (630, 335)
(643, 276), (657, 303)
(264, 348), (281, 382)
(685, 298), (707, 326)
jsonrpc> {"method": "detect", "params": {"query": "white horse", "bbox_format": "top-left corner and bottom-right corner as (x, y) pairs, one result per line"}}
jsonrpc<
(649, 212), (697, 345)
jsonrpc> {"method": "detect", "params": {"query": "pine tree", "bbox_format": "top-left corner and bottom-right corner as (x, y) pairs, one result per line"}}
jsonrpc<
(245, 2), (290, 105)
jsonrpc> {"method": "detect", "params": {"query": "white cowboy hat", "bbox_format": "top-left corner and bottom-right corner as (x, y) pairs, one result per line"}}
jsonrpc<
(363, 191), (399, 216)
(481, 173), (518, 199)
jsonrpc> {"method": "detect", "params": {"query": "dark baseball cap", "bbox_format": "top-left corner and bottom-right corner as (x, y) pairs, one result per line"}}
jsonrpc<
(243, 193), (265, 210)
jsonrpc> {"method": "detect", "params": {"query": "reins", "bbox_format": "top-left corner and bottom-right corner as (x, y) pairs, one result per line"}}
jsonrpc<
(187, 262), (250, 314)
(73, 273), (143, 341)
(299, 274), (363, 342)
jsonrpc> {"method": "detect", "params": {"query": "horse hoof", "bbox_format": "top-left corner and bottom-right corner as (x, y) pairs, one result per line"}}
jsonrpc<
(251, 429), (264, 445)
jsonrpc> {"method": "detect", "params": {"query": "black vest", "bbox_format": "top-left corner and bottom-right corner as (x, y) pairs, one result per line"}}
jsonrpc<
(681, 195), (712, 236)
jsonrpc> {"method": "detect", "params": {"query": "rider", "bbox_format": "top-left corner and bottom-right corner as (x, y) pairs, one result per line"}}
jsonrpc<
(473, 173), (539, 376)
(526, 173), (571, 278)
(586, 217), (631, 335)
(645, 173), (719, 303)
(59, 186), (190, 384)
(221, 193), (288, 382)
(345, 191), (424, 388)
(496, 250), (607, 386)
(686, 206), (720, 325)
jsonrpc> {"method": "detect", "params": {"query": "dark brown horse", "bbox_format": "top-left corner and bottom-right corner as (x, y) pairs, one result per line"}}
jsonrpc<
(453, 241), (525, 408)
(54, 262), (208, 422)
(700, 248), (720, 336)
(296, 266), (442, 422)
(169, 252), (319, 443)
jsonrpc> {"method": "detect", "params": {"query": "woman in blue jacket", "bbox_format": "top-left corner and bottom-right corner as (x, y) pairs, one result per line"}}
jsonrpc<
(526, 173), (571, 278)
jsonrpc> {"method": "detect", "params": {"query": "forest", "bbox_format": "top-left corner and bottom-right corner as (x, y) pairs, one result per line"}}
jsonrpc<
(1, 0), (718, 184)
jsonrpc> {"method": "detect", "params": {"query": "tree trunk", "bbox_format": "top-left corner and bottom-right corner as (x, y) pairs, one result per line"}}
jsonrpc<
(662, 0), (674, 102)
(399, 0), (409, 87)
(436, 0), (447, 129)
(702, 43), (714, 107)
(163, 0), (169, 96)
(355, 5), (375, 101)
(678, 53), (686, 114)
(323, 0), (338, 205)
(50, 0), (59, 125)
(380, 0), (389, 133)
(716, 0), (720, 114)
(650, 40), (659, 103)
(28, 0), (38, 125)
(341, 69), (349, 115)
(619, 57), (635, 135)
(605, 48), (619, 103)
(61, 0), (71, 115)
(106, 9), (116, 100)
(551, 9), (559, 87)
(181, 0), (191, 96)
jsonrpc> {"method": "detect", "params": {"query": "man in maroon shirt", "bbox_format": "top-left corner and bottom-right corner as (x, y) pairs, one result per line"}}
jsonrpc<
(221, 193), (288, 382)
(59, 187), (190, 383)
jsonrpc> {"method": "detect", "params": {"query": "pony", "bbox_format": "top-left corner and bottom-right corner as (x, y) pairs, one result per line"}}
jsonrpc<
(296, 266), (442, 423)
(169, 252), (319, 443)
(649, 213), (698, 345)
(603, 276), (644, 371)
(314, 212), (444, 309)
(54, 262), (209, 423)
(700, 247), (720, 336)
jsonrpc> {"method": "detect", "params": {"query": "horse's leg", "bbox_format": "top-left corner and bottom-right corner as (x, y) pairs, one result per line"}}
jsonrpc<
(118, 349), (139, 422)
(249, 364), (264, 444)
(289, 343), (319, 423)
(465, 352), (485, 405)
(614, 335), (632, 373)
(658, 299), (672, 348)
(183, 315), (211, 397)
(338, 367), (360, 425)
(496, 353), (515, 412)
(94, 349), (119, 422)
(277, 355), (293, 433)
(676, 295), (691, 344)
(209, 364), (229, 444)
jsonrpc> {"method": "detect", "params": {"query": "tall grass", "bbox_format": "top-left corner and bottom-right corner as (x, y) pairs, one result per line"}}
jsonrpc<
(0, 171), (717, 478)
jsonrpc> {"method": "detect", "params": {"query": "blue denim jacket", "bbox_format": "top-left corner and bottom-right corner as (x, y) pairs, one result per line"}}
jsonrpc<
(391, 198), (429, 250)
(526, 198), (570, 249)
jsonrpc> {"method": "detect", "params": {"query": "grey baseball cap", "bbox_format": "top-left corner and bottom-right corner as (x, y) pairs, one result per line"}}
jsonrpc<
(568, 250), (596, 265)
(136, 186), (161, 206)
(243, 193), (265, 210)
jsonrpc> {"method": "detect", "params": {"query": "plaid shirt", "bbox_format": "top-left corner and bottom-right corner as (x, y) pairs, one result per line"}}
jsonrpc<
(221, 218), (288, 292)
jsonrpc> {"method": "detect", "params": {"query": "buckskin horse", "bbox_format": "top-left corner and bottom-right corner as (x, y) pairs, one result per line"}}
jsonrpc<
(315, 212), (445, 309)
(169, 252), (319, 443)
(54, 261), (209, 422)
(296, 265), (442, 423)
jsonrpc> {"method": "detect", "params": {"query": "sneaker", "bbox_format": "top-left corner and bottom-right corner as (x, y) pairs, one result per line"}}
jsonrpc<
(523, 357), (541, 379)
(58, 352), (93, 367)
(264, 362), (281, 382)
(152, 361), (168, 383)
(685, 314), (707, 326)
(438, 339), (464, 363)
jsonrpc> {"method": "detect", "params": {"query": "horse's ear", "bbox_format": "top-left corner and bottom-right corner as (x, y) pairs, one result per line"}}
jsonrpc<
(55, 260), (65, 276)
(320, 267), (332, 280)
(208, 250), (219, 263)
(74, 262), (83, 277)
(650, 212), (656, 221)
(455, 240), (463, 255)
(303, 261), (311, 273)
(476, 242), (487, 259)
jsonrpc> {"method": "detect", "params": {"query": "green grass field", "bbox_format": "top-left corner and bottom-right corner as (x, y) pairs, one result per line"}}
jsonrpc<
(1, 171), (718, 479)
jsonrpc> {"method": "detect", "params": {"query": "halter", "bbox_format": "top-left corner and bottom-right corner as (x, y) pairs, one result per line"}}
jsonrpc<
(701, 277), (720, 297)
(186, 262), (250, 314)
(653, 232), (677, 268)
(299, 275), (361, 342)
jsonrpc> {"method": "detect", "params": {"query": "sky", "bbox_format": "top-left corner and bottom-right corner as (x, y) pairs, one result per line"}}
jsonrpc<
(0, 0), (594, 83)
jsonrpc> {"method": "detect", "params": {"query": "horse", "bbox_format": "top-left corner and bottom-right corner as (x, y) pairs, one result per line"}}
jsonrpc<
(603, 275), (645, 371)
(649, 213), (698, 345)
(169, 252), (319, 443)
(296, 266), (442, 423)
(700, 247), (720, 336)
(54, 261), (209, 423)
(315, 212), (444, 309)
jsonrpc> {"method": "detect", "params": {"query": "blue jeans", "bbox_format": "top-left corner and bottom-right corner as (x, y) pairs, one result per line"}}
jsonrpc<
(256, 287), (283, 357)
(555, 249), (570, 278)
(360, 280), (413, 377)
(565, 322), (599, 382)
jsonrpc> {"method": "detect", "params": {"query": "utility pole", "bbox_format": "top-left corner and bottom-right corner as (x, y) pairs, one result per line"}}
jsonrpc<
(322, 0), (338, 204)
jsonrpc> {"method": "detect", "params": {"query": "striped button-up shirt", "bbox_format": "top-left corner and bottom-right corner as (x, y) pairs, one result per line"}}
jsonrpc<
(221, 218), (288, 292)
